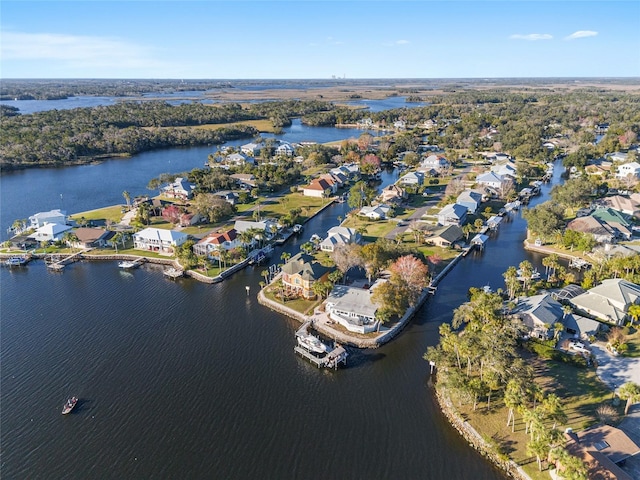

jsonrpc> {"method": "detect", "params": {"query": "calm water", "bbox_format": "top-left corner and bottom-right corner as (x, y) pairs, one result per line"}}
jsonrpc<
(1, 129), (561, 478)
(0, 119), (377, 239)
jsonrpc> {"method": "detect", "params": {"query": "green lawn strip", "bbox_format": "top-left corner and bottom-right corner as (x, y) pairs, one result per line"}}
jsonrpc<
(69, 205), (125, 225)
(256, 193), (325, 220)
(623, 329), (640, 358)
(263, 287), (322, 316)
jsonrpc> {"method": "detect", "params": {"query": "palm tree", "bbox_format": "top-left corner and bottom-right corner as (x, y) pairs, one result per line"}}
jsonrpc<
(618, 382), (640, 415)
(504, 379), (526, 432)
(123, 191), (131, 211)
(112, 232), (123, 253)
(503, 266), (519, 300)
(627, 304), (640, 325)
(280, 252), (291, 264)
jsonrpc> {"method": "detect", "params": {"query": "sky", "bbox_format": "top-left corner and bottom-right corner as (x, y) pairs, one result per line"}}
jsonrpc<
(1, 1), (639, 79)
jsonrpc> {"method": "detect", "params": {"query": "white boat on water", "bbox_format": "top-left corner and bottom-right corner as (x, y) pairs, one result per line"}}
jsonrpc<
(516, 268), (541, 281)
(118, 260), (138, 269)
(5, 256), (28, 267)
(295, 320), (330, 354)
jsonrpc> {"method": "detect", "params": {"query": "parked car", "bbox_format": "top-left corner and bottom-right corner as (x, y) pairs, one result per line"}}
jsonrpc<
(568, 341), (590, 354)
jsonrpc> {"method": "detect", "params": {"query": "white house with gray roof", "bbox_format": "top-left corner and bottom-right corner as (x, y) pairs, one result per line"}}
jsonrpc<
(133, 227), (188, 255)
(436, 203), (467, 226)
(456, 190), (483, 214)
(320, 226), (360, 252)
(29, 209), (68, 229)
(325, 284), (381, 334)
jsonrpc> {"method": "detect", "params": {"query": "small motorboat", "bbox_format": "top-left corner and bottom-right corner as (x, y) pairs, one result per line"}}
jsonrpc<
(62, 396), (78, 415)
(118, 260), (138, 269)
(5, 256), (29, 267)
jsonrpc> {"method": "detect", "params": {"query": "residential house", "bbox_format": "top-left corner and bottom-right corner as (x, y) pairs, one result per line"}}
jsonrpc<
(133, 227), (188, 255)
(215, 191), (239, 206)
(320, 173), (343, 190)
(476, 171), (506, 191)
(393, 119), (406, 130)
(419, 154), (449, 172)
(320, 226), (360, 252)
(193, 229), (240, 256)
(490, 163), (517, 178)
(566, 216), (616, 244)
(29, 209), (68, 229)
(162, 177), (196, 200)
(225, 152), (254, 166)
(302, 178), (335, 197)
(358, 204), (391, 220)
(30, 223), (73, 243)
(616, 162), (640, 179)
(456, 190), (483, 214)
(564, 424), (640, 480)
(425, 225), (463, 248)
(598, 195), (640, 219)
(399, 171), (424, 186)
(379, 184), (407, 204)
(230, 173), (257, 189)
(607, 151), (629, 163)
(562, 314), (602, 341)
(515, 293), (564, 339)
(234, 219), (278, 239)
(72, 227), (115, 249)
(240, 142), (262, 157)
(570, 279), (640, 326)
(325, 284), (380, 334)
(436, 203), (467, 226)
(591, 207), (632, 240)
(281, 253), (331, 299)
(275, 142), (295, 156)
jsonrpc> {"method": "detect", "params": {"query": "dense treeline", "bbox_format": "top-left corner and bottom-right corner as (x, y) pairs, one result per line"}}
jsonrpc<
(0, 79), (233, 100)
(0, 100), (332, 170)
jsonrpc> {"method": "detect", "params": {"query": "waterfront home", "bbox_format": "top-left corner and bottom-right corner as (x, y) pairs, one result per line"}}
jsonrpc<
(330, 163), (360, 181)
(30, 222), (73, 243)
(133, 227), (188, 255)
(566, 216), (616, 244)
(425, 225), (464, 248)
(358, 204), (391, 220)
(399, 171), (424, 186)
(591, 207), (632, 240)
(302, 178), (335, 198)
(597, 195), (640, 219)
(281, 253), (331, 299)
(436, 203), (467, 227)
(193, 229), (240, 256)
(234, 219), (278, 239)
(29, 209), (68, 229)
(275, 142), (295, 156)
(569, 279), (640, 326)
(379, 184), (407, 204)
(476, 171), (506, 191)
(162, 177), (196, 200)
(456, 190), (483, 214)
(419, 154), (449, 172)
(320, 226), (360, 252)
(564, 424), (640, 480)
(230, 173), (257, 189)
(470, 233), (489, 249)
(616, 162), (640, 179)
(325, 284), (380, 334)
(490, 163), (517, 178)
(240, 142), (262, 157)
(319, 173), (343, 190)
(72, 227), (115, 249)
(225, 152), (254, 166)
(514, 293), (564, 339)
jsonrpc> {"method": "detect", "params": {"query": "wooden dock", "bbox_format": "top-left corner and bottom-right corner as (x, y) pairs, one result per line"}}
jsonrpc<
(294, 344), (348, 369)
(163, 267), (184, 279)
(45, 250), (86, 270)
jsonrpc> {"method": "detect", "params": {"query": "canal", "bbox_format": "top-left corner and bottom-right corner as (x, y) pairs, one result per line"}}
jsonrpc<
(1, 142), (562, 479)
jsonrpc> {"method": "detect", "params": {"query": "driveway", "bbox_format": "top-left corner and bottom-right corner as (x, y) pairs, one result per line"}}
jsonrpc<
(590, 342), (640, 391)
(385, 205), (435, 240)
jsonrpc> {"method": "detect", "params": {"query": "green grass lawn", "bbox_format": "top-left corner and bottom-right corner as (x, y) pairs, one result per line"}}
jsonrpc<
(70, 205), (125, 225)
(263, 286), (322, 316)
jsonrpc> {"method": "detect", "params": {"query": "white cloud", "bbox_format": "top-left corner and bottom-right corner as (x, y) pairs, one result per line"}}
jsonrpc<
(1, 31), (168, 69)
(565, 30), (598, 40)
(382, 39), (411, 47)
(509, 33), (553, 41)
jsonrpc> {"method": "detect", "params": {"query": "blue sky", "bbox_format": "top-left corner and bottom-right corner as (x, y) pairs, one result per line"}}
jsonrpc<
(1, 1), (639, 79)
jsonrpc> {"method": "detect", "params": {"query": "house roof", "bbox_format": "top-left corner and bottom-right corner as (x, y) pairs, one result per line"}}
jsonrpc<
(592, 207), (631, 227)
(567, 216), (615, 238)
(476, 172), (504, 184)
(305, 178), (333, 191)
(517, 293), (563, 328)
(471, 234), (489, 245)
(326, 285), (379, 319)
(576, 424), (640, 464)
(431, 225), (463, 243)
(134, 227), (188, 243)
(234, 219), (275, 233)
(74, 227), (109, 243)
(438, 203), (467, 219)
(281, 253), (330, 281)
(570, 279), (640, 323)
(197, 229), (237, 246)
(359, 205), (391, 218)
(33, 223), (73, 236)
(30, 209), (67, 221)
(457, 190), (482, 203)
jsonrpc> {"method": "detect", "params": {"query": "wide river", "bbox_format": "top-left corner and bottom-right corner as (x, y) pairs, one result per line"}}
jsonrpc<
(0, 121), (561, 478)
